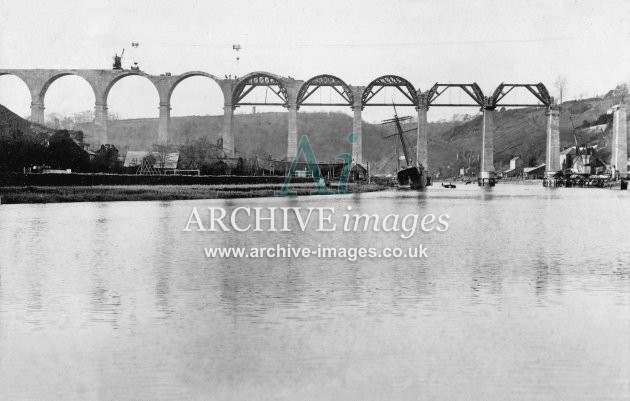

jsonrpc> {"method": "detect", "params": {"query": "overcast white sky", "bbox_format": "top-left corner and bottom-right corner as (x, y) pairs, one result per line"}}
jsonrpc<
(0, 0), (629, 122)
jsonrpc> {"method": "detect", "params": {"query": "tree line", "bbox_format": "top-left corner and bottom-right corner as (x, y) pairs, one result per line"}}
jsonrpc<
(1, 127), (268, 176)
(0, 128), (121, 173)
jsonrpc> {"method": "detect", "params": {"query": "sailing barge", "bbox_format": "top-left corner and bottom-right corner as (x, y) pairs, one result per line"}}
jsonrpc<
(382, 107), (430, 189)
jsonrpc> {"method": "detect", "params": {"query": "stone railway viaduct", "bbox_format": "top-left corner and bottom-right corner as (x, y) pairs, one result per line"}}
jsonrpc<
(0, 69), (627, 180)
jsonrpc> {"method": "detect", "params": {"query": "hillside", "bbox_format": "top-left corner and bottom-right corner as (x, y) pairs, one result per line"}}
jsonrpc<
(0, 104), (57, 137)
(75, 112), (458, 174)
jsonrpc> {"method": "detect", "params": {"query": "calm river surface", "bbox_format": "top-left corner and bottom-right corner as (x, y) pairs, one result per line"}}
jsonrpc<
(1, 184), (629, 400)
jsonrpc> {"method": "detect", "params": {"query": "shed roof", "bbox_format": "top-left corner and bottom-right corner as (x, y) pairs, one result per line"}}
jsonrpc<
(523, 164), (546, 173)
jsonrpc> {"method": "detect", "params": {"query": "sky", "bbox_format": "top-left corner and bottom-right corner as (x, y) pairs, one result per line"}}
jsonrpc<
(0, 0), (629, 123)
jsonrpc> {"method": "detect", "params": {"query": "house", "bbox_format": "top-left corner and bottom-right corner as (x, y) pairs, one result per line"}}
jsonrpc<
(509, 156), (522, 170)
(502, 156), (524, 178)
(86, 149), (96, 161)
(66, 130), (96, 160)
(351, 164), (367, 181)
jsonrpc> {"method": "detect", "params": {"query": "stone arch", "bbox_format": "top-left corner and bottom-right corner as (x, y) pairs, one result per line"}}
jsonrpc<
(231, 71), (289, 106)
(0, 72), (34, 114)
(0, 71), (31, 93)
(39, 71), (97, 104)
(101, 71), (159, 105)
(362, 75), (418, 106)
(166, 71), (223, 103)
(297, 74), (353, 106)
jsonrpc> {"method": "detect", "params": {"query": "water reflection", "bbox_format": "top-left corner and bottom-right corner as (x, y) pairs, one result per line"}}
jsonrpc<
(0, 185), (629, 400)
(87, 203), (122, 328)
(154, 202), (175, 319)
(89, 276), (122, 328)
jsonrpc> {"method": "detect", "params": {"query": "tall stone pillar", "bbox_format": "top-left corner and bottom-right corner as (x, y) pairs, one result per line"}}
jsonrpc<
(287, 103), (298, 160)
(158, 102), (171, 144)
(545, 105), (560, 175)
(479, 107), (496, 186)
(94, 101), (108, 145)
(30, 101), (45, 125)
(612, 104), (627, 178)
(352, 105), (363, 165)
(349, 86), (366, 166)
(416, 104), (429, 169)
(221, 105), (235, 157)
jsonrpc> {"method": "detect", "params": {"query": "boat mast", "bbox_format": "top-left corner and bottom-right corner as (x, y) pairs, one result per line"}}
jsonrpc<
(395, 136), (400, 171)
(382, 105), (416, 171)
(393, 106), (413, 166)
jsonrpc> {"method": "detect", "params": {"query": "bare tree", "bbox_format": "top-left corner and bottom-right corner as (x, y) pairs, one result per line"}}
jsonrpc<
(72, 110), (95, 124)
(613, 83), (628, 104)
(553, 76), (568, 104)
(153, 143), (173, 171)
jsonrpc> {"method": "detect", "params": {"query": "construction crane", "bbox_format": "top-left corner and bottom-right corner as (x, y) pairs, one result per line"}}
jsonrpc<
(130, 42), (140, 70)
(112, 48), (125, 70)
(232, 44), (241, 64)
(569, 116), (581, 151)
(568, 115), (609, 174)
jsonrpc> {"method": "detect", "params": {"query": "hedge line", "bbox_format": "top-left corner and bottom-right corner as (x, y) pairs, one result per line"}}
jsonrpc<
(0, 173), (311, 187)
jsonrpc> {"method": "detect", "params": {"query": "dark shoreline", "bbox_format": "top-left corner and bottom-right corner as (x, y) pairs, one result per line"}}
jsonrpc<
(0, 183), (386, 204)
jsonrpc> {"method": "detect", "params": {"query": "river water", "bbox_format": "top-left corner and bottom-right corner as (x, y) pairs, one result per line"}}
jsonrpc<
(1, 184), (629, 400)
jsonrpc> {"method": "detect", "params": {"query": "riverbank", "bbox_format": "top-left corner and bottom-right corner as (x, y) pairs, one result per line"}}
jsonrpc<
(0, 182), (386, 204)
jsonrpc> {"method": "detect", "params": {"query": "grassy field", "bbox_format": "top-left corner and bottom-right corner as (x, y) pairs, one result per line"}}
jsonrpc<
(0, 183), (385, 204)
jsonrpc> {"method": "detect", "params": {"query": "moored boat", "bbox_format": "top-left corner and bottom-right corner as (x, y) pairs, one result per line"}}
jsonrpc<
(383, 106), (429, 189)
(398, 165), (427, 189)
